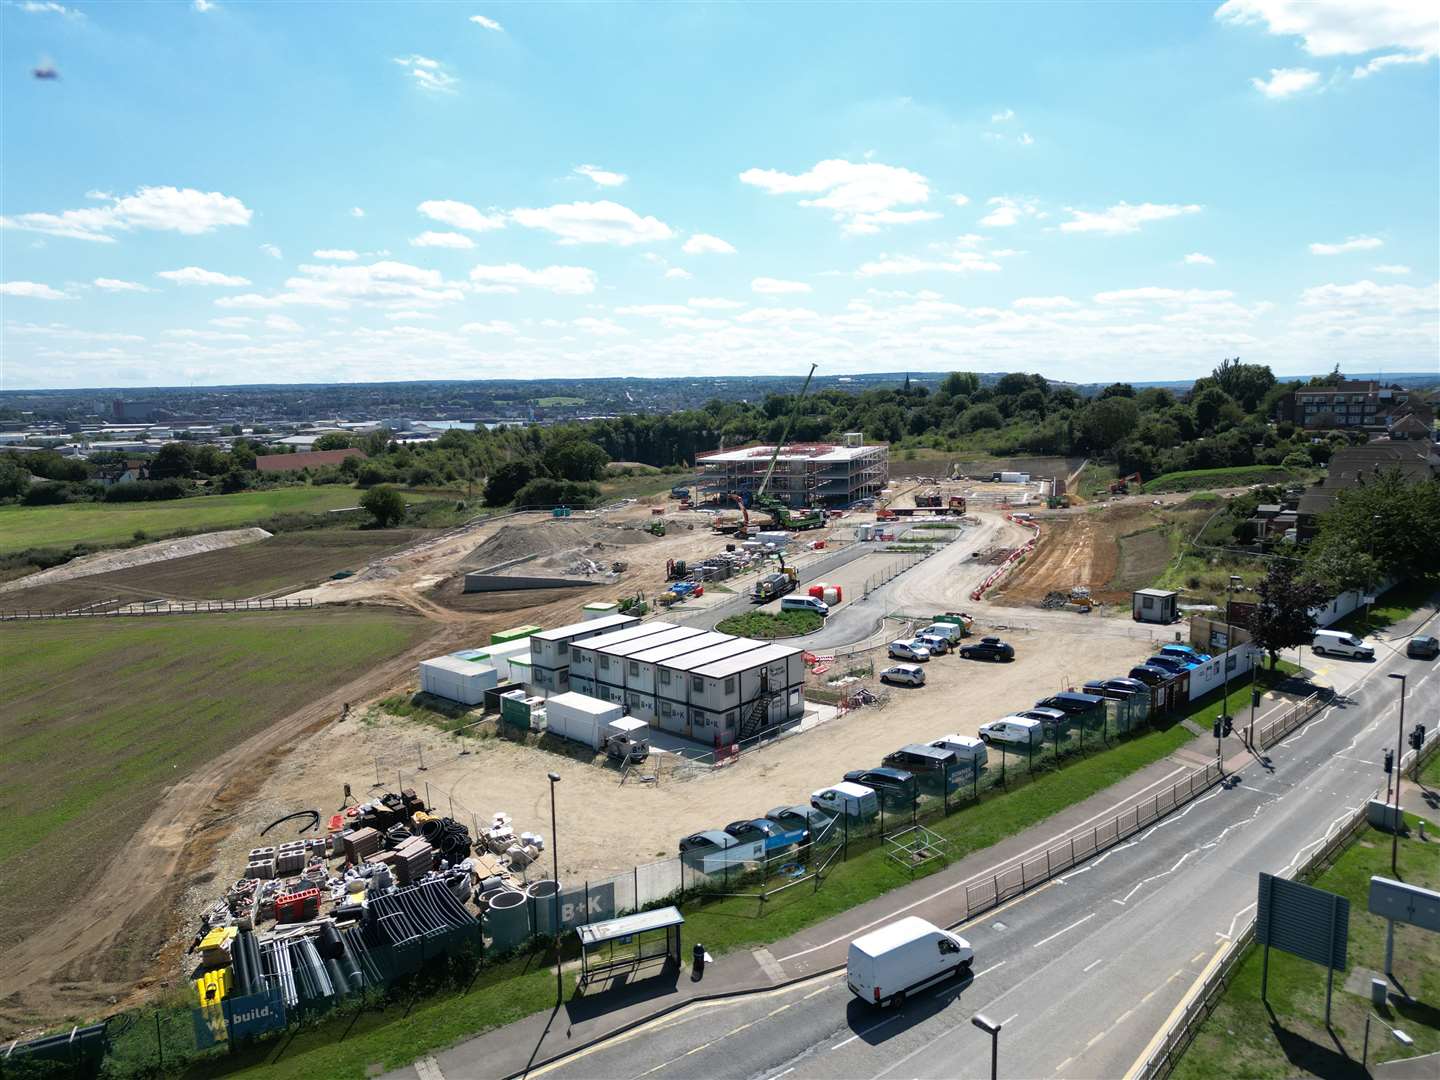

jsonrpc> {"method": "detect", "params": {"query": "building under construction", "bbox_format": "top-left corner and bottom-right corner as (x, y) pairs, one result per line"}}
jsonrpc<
(696, 433), (889, 509)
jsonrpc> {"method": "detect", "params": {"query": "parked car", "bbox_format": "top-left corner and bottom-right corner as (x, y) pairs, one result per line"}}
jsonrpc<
(1034, 691), (1106, 716)
(1083, 677), (1148, 700)
(1160, 644), (1210, 664)
(914, 632), (950, 655)
(889, 640), (931, 662)
(812, 782), (879, 819)
(959, 636), (1014, 662)
(765, 804), (831, 837)
(978, 716), (1044, 745)
(723, 818), (784, 843)
(920, 622), (965, 645)
(843, 767), (918, 805)
(678, 829), (738, 855)
(1142, 654), (1190, 675)
(847, 916), (974, 1007)
(1015, 707), (1067, 732)
(883, 744), (962, 790)
(928, 734), (989, 772)
(1312, 629), (1375, 660)
(1127, 665), (1174, 687)
(1406, 635), (1439, 660)
(781, 595), (830, 617)
(880, 663), (926, 687)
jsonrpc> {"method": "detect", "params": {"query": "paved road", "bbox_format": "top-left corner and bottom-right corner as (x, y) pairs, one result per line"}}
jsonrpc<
(519, 619), (1438, 1080)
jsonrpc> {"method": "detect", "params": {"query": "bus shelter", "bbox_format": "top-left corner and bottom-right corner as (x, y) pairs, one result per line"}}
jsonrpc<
(576, 906), (684, 988)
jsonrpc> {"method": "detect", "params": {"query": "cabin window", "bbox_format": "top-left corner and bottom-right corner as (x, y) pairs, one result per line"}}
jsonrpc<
(724, 677), (736, 694)
(692, 676), (703, 693)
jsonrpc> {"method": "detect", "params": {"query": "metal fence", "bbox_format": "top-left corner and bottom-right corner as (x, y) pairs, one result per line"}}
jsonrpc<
(860, 526), (962, 599)
(0, 597), (315, 620)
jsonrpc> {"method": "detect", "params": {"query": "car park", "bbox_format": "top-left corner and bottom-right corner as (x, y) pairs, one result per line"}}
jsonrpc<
(880, 663), (926, 687)
(1407, 635), (1439, 660)
(889, 640), (931, 662)
(978, 716), (1044, 745)
(843, 767), (918, 805)
(1312, 629), (1375, 660)
(847, 916), (974, 1007)
(959, 636), (1014, 662)
(811, 782), (879, 819)
(1034, 691), (1106, 716)
(765, 804), (831, 837)
(1160, 644), (1210, 664)
(914, 632), (950, 655)
(1127, 665), (1174, 687)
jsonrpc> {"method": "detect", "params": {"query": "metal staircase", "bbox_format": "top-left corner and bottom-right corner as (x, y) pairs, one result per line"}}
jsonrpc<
(737, 688), (779, 742)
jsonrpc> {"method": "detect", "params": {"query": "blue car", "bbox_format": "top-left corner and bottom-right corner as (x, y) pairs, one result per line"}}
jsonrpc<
(1144, 655), (1192, 675)
(1160, 644), (1210, 664)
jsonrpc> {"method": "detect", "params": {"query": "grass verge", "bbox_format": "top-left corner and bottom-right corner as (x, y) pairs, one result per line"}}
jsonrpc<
(1173, 815), (1439, 1080)
(1142, 465), (1312, 495)
(1329, 576), (1438, 639)
(716, 608), (824, 638)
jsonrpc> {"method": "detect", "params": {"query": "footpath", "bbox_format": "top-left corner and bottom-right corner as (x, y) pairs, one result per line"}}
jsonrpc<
(386, 692), (1309, 1080)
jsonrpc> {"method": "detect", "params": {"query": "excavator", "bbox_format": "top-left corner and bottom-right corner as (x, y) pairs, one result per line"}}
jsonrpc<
(1109, 473), (1143, 495)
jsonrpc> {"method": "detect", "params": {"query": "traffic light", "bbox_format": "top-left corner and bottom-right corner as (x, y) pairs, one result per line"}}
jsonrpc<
(1222, 716), (1234, 737)
(1411, 725), (1427, 751)
(1213, 719), (1222, 739)
(1383, 749), (1394, 774)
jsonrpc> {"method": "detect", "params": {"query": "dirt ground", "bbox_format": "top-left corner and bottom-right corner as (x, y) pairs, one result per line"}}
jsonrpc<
(0, 527), (271, 596)
(996, 504), (1168, 606)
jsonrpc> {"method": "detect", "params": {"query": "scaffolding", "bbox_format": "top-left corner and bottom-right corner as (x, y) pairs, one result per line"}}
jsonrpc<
(696, 443), (889, 509)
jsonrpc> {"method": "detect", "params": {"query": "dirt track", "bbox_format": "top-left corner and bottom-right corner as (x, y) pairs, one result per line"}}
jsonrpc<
(996, 505), (1166, 606)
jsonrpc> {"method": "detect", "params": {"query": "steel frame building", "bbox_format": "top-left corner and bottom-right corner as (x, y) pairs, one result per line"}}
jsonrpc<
(696, 436), (889, 509)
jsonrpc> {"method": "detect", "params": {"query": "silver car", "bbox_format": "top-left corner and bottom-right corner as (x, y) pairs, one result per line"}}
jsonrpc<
(880, 663), (926, 687)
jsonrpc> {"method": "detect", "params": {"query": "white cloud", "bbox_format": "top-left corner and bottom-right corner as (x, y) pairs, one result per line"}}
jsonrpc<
(417, 199), (505, 233)
(735, 307), (818, 323)
(510, 201), (673, 246)
(573, 316), (629, 337)
(845, 209), (943, 235)
(313, 249), (359, 261)
(209, 316), (252, 328)
(614, 304), (693, 317)
(949, 194), (970, 207)
(855, 252), (1001, 277)
(393, 55), (458, 94)
(1309, 234), (1383, 255)
(385, 311), (436, 321)
(193, 0), (216, 11)
(1215, 1), (1439, 61)
(217, 260), (464, 310)
(411, 231), (475, 249)
(1184, 252), (1216, 265)
(1354, 51), (1433, 77)
(1250, 67), (1321, 98)
(1059, 201), (1202, 235)
(92, 277), (152, 292)
(990, 108), (1015, 122)
(350, 207), (365, 218)
(460, 319), (517, 334)
(1, 281), (70, 299)
(0, 185), (252, 243)
(1018, 132), (1035, 146)
(264, 314), (302, 332)
(259, 243), (283, 259)
(14, 2), (84, 19)
(574, 164), (627, 188)
(1371, 264), (1410, 274)
(1095, 287), (1235, 304)
(689, 297), (746, 310)
(739, 159), (932, 233)
(664, 267), (693, 280)
(682, 233), (737, 255)
(1012, 295), (1079, 310)
(1297, 279), (1438, 315)
(979, 196), (1041, 228)
(157, 266), (251, 287)
(469, 14), (503, 31)
(752, 277), (812, 294)
(469, 263), (597, 294)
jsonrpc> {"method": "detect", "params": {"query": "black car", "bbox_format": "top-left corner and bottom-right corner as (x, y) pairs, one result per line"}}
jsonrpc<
(1035, 691), (1106, 716)
(1407, 635), (1439, 660)
(723, 819), (784, 844)
(1083, 677), (1148, 701)
(843, 767), (918, 805)
(960, 636), (1015, 662)
(1142, 655), (1189, 675)
(1127, 665), (1173, 687)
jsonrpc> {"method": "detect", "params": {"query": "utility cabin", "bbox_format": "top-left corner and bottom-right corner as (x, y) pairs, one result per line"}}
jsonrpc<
(585, 626), (709, 707)
(689, 643), (806, 745)
(567, 621), (683, 689)
(653, 638), (772, 738)
(623, 632), (732, 722)
(1132, 588), (1179, 625)
(528, 614), (639, 695)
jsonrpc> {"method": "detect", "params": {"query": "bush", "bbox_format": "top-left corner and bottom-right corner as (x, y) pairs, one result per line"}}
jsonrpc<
(511, 478), (601, 508)
(102, 479), (188, 502)
(360, 485), (408, 527)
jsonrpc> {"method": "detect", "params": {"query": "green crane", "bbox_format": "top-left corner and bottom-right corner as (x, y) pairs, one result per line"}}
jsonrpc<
(752, 364), (827, 530)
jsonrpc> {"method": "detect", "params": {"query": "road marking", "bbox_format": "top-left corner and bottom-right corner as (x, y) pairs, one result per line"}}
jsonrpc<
(1033, 912), (1095, 949)
(769, 1070), (795, 1080)
(1086, 1031), (1107, 1048)
(1123, 942), (1231, 1080)
(1055, 1057), (1073, 1073)
(1000, 1013), (1019, 1026)
(803, 984), (835, 1000)
(973, 960), (1007, 979)
(1083, 958), (1104, 973)
(1141, 989), (1156, 1003)
(1114, 1008), (1134, 1026)
(415, 1056), (445, 1080)
(832, 1015), (902, 1050)
(1190, 952), (1206, 964)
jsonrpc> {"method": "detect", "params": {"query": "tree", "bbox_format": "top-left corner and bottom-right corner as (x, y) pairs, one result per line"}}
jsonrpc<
(313, 432), (354, 451)
(0, 458), (30, 501)
(1099, 382), (1136, 399)
(484, 459), (542, 506)
(360, 485), (407, 527)
(361, 428), (393, 456)
(940, 371), (980, 398)
(1192, 387), (1235, 434)
(1075, 397), (1138, 451)
(148, 442), (196, 480)
(959, 403), (1004, 432)
(1204, 357), (1276, 413)
(1307, 470), (1440, 582)
(544, 437), (609, 482)
(1249, 560), (1328, 669)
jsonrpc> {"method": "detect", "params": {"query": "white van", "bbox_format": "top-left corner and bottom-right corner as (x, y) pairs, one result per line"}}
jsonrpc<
(928, 733), (989, 771)
(811, 782), (879, 819)
(847, 916), (974, 1007)
(781, 595), (830, 617)
(1312, 629), (1374, 660)
(921, 623), (963, 645)
(978, 716), (1044, 745)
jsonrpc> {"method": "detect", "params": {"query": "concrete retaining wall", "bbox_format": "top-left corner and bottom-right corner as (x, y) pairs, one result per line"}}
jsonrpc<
(463, 574), (593, 593)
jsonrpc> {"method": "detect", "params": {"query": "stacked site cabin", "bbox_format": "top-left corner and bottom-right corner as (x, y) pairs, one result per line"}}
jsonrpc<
(652, 636), (804, 745)
(418, 655), (498, 705)
(569, 623), (709, 705)
(528, 614), (639, 694)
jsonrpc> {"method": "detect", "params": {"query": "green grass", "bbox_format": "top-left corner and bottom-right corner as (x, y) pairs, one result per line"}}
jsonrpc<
(536, 395), (585, 406)
(716, 608), (824, 638)
(1329, 576), (1438, 638)
(216, 712), (1200, 1080)
(598, 471), (689, 502)
(1173, 816), (1440, 1080)
(0, 610), (431, 1004)
(1142, 465), (1312, 495)
(0, 487), (415, 555)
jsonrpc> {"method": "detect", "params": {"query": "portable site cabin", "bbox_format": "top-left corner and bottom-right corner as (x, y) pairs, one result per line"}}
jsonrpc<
(1132, 588), (1179, 625)
(623, 631), (733, 722)
(418, 655), (498, 705)
(584, 626), (710, 707)
(583, 601), (621, 620)
(447, 638), (531, 683)
(651, 638), (770, 737)
(528, 614), (639, 695)
(567, 622), (683, 690)
(544, 692), (625, 751)
(689, 643), (805, 744)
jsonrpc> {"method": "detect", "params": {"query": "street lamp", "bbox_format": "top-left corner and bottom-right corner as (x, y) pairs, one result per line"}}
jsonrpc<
(1220, 574), (1243, 766)
(972, 1013), (1002, 1080)
(547, 771), (562, 1002)
(1387, 674), (1406, 876)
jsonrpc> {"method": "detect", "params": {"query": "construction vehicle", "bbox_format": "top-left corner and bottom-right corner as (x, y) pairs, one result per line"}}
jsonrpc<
(876, 507), (898, 521)
(1046, 494), (1072, 509)
(948, 496), (967, 513)
(753, 572), (796, 602)
(915, 490), (942, 508)
(1109, 473), (1142, 495)
(647, 520), (667, 537)
(618, 591), (648, 617)
(670, 487), (690, 500)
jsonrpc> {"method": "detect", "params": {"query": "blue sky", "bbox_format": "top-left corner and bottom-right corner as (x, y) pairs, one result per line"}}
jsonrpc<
(1, 0), (1436, 389)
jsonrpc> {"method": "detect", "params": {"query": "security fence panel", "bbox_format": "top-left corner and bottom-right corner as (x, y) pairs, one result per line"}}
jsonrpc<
(558, 879), (617, 928)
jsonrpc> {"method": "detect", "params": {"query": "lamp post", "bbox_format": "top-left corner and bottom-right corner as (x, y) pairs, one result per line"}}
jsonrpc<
(972, 1013), (1001, 1080)
(547, 771), (562, 1002)
(1387, 674), (1405, 876)
(1219, 574), (1242, 766)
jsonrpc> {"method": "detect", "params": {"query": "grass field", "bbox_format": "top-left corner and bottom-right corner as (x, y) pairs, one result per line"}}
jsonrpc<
(1, 529), (425, 609)
(1142, 465), (1311, 494)
(0, 487), (407, 556)
(716, 608), (824, 637)
(1174, 815), (1439, 1080)
(0, 610), (429, 963)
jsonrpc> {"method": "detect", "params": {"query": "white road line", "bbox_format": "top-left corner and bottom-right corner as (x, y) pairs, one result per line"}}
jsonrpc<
(1083, 958), (1104, 973)
(415, 1056), (446, 1080)
(1033, 913), (1095, 949)
(1000, 1013), (1019, 1026)
(832, 1015), (902, 1050)
(973, 960), (1007, 979)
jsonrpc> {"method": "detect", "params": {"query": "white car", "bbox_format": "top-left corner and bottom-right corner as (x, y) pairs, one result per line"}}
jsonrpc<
(880, 664), (926, 687)
(914, 633), (950, 655)
(977, 716), (1044, 745)
(889, 640), (931, 662)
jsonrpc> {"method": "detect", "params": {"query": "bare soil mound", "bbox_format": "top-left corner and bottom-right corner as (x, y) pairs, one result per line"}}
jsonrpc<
(462, 521), (656, 572)
(0, 527), (270, 594)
